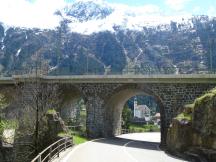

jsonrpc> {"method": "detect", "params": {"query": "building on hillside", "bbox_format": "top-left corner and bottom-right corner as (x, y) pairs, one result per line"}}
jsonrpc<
(133, 98), (151, 121)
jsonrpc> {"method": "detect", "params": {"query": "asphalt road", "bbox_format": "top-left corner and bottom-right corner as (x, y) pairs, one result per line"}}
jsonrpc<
(54, 132), (188, 162)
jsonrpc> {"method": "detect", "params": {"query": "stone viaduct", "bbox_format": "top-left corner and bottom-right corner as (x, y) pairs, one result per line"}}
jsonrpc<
(1, 74), (216, 147)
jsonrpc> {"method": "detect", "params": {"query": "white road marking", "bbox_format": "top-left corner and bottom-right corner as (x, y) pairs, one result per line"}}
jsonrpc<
(55, 133), (187, 162)
(123, 141), (139, 162)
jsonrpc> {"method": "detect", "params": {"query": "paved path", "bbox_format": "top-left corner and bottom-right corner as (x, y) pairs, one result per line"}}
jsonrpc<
(53, 132), (188, 162)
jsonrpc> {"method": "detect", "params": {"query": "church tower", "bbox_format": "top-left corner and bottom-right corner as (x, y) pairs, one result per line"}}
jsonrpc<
(134, 97), (138, 117)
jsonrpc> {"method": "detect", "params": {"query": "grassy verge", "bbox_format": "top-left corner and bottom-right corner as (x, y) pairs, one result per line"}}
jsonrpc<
(58, 130), (88, 145)
(129, 123), (160, 132)
(0, 120), (18, 139)
(46, 109), (57, 115)
(69, 130), (88, 145)
(73, 135), (88, 145)
(0, 120), (18, 133)
(175, 112), (192, 121)
(174, 104), (194, 122)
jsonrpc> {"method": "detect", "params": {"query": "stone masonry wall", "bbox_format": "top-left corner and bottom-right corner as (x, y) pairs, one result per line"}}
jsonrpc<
(76, 84), (122, 138)
(76, 83), (216, 146)
(1, 82), (216, 147)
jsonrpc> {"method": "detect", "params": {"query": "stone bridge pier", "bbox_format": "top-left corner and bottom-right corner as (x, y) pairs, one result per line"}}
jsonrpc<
(75, 83), (216, 147)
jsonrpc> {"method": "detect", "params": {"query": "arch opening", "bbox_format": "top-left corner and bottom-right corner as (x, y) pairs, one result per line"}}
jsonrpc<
(59, 85), (87, 142)
(122, 95), (160, 135)
(104, 85), (165, 145)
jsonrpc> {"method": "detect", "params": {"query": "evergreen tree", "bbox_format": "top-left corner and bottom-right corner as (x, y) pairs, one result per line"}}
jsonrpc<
(122, 105), (132, 129)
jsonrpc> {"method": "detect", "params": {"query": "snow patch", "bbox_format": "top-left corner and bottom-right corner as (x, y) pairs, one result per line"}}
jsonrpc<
(1, 36), (5, 50)
(0, 23), (9, 50)
(1, 45), (5, 50)
(200, 56), (204, 64)
(1, 22), (10, 34)
(15, 48), (22, 57)
(64, 55), (69, 58)
(173, 65), (179, 74)
(49, 66), (58, 71)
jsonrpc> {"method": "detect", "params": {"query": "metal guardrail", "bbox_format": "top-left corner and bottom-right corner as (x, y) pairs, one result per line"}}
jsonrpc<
(31, 137), (73, 162)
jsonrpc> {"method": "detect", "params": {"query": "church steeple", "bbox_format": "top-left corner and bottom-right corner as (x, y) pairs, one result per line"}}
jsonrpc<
(134, 96), (137, 117)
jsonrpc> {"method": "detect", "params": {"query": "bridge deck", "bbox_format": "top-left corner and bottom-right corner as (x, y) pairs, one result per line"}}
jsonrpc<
(0, 74), (216, 84)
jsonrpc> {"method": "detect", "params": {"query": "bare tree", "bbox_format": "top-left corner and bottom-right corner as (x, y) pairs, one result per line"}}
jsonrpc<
(13, 51), (63, 161)
(0, 93), (9, 122)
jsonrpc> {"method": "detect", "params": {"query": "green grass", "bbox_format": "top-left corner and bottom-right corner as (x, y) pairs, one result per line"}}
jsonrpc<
(57, 132), (71, 138)
(173, 88), (216, 123)
(80, 110), (86, 118)
(0, 93), (9, 109)
(68, 129), (88, 145)
(184, 104), (194, 110)
(174, 104), (193, 122)
(195, 88), (216, 107)
(58, 131), (88, 145)
(129, 123), (160, 132)
(0, 120), (18, 138)
(73, 135), (88, 145)
(46, 109), (56, 115)
(175, 112), (192, 121)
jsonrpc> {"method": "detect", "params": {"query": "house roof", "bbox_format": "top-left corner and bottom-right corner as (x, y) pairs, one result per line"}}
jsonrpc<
(136, 105), (150, 111)
(154, 113), (160, 117)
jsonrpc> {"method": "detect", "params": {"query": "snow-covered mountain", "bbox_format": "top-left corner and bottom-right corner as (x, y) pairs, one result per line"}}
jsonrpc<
(64, 0), (114, 22)
(57, 0), (193, 34)
(0, 0), (208, 34)
(0, 0), (216, 76)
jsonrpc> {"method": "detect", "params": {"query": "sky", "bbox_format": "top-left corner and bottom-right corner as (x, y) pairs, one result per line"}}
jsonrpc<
(108, 0), (216, 15)
(72, 0), (216, 15)
(0, 0), (215, 29)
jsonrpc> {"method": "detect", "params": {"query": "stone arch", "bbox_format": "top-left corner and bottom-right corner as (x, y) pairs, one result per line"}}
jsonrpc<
(58, 84), (87, 121)
(104, 84), (166, 146)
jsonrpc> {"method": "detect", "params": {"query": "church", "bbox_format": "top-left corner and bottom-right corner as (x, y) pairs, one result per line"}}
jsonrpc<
(133, 98), (151, 121)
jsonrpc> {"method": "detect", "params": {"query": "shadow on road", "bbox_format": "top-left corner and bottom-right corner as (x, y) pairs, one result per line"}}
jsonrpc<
(93, 137), (188, 161)
(93, 137), (160, 151)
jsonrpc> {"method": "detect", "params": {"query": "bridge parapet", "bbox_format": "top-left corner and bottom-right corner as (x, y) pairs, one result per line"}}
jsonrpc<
(0, 74), (216, 84)
(2, 66), (216, 77)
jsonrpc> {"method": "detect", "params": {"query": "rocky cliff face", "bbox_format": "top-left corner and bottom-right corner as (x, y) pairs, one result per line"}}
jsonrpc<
(167, 88), (216, 162)
(0, 1), (216, 75)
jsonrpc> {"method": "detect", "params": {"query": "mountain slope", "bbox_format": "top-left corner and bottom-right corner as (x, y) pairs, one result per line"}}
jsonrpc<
(0, 1), (216, 75)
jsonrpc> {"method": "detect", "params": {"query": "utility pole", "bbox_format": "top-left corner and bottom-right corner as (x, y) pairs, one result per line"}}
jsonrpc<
(86, 53), (89, 74)
(209, 38), (215, 72)
(209, 38), (213, 73)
